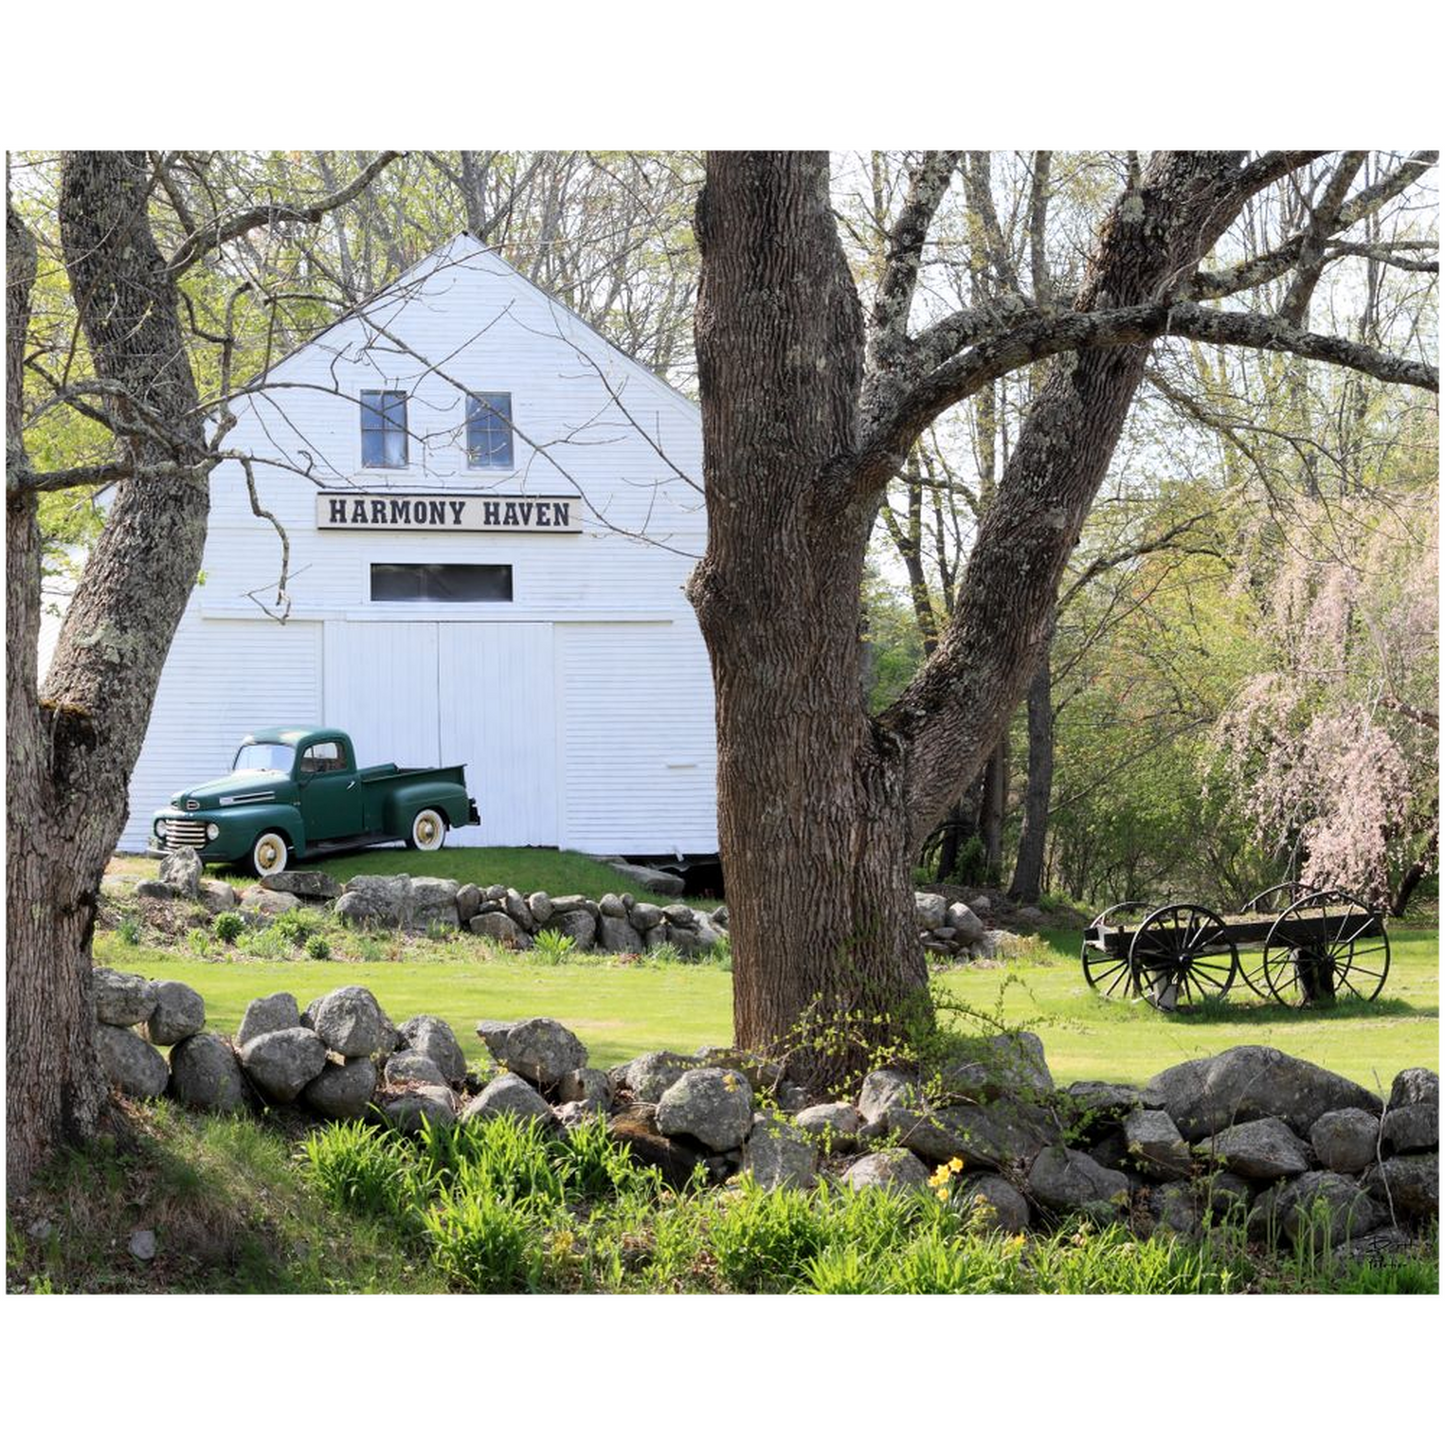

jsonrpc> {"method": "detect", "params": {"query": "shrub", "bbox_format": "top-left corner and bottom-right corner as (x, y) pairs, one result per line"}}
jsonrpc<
(273, 910), (312, 945)
(305, 934), (332, 960)
(116, 916), (142, 947)
(212, 911), (244, 944)
(532, 929), (577, 966)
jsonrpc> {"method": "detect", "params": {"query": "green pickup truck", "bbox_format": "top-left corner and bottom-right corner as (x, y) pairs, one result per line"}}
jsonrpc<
(150, 726), (480, 876)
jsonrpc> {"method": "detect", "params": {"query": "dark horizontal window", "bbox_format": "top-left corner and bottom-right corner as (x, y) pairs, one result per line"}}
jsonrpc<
(466, 392), (514, 469)
(361, 390), (408, 468)
(370, 563), (513, 603)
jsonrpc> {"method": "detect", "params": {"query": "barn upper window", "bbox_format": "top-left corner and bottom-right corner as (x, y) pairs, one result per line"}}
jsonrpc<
(360, 390), (408, 468)
(466, 392), (514, 469)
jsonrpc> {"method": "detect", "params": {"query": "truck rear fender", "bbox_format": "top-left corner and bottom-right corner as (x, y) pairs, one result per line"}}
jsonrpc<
(382, 781), (474, 835)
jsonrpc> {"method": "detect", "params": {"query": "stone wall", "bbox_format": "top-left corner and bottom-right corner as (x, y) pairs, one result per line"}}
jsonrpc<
(92, 962), (1439, 1251)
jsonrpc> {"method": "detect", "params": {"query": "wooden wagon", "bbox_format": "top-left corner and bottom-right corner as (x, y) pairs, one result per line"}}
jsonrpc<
(1080, 884), (1391, 1011)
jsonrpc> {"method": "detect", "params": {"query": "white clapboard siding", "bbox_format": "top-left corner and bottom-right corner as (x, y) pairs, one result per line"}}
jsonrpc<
(119, 616), (323, 851)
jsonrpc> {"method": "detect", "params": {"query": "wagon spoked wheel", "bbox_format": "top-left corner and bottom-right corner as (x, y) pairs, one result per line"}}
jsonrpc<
(1235, 882), (1309, 996)
(1081, 901), (1151, 999)
(1260, 888), (1390, 1007)
(1128, 903), (1239, 1012)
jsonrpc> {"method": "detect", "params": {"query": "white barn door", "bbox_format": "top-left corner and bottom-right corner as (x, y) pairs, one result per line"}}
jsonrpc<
(324, 621), (441, 772)
(439, 624), (558, 846)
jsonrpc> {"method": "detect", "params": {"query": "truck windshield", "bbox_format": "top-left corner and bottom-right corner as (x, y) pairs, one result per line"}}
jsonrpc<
(233, 743), (296, 774)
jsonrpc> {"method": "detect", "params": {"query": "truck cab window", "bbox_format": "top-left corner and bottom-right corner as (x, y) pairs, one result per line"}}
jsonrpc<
(299, 741), (347, 774)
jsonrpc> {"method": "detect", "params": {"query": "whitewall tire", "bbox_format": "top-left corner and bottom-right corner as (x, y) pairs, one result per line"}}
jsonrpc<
(409, 808), (446, 851)
(252, 831), (290, 877)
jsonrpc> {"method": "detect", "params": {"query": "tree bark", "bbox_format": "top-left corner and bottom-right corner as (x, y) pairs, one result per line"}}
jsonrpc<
(1009, 656), (1054, 905)
(690, 153), (926, 1070)
(6, 153), (211, 1188)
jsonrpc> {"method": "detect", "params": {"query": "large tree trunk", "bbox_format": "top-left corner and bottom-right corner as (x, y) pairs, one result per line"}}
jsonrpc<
(6, 154), (211, 1188)
(690, 154), (926, 1067)
(1009, 656), (1054, 905)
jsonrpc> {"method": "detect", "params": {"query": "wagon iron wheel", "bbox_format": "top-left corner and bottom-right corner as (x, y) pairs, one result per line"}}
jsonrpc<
(1081, 901), (1152, 1000)
(1260, 888), (1390, 1007)
(1128, 902), (1239, 1013)
(1239, 880), (1308, 916)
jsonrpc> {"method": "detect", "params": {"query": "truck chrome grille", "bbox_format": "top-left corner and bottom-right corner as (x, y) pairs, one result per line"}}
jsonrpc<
(165, 820), (209, 849)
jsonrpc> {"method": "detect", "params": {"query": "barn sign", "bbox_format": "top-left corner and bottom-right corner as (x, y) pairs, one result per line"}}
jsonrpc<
(317, 493), (581, 533)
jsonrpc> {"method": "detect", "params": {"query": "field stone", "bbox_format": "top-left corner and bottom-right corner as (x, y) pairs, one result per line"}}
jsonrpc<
(196, 880), (239, 913)
(1381, 1104), (1438, 1155)
(1256, 1170), (1386, 1245)
(309, 986), (386, 1058)
(858, 1068), (919, 1126)
(743, 1115), (816, 1190)
(385, 1051), (449, 1089)
(527, 891), (554, 925)
(629, 901), (663, 932)
(169, 1032), (248, 1113)
(128, 1229), (158, 1262)
(1027, 1146), (1131, 1217)
(456, 884), (483, 923)
(1195, 1117), (1311, 1180)
(794, 1103), (864, 1149)
(932, 1098), (1060, 1168)
(397, 1015), (467, 1085)
(158, 846), (202, 897)
(556, 1099), (607, 1130)
(144, 980), (206, 1047)
(914, 892), (948, 931)
(409, 877), (461, 930)
(1363, 1153), (1439, 1219)
(598, 915), (644, 954)
(599, 892), (627, 919)
(549, 909), (596, 950)
(548, 894), (588, 914)
(937, 1030), (1054, 1100)
(235, 992), (300, 1049)
(383, 1085), (458, 1135)
(475, 1020), (517, 1057)
(471, 911), (524, 946)
(608, 1104), (706, 1190)
(1125, 1109), (1192, 1180)
(96, 1024), (170, 1098)
(1311, 1108), (1381, 1173)
(622, 1050), (696, 1102)
(501, 1018), (588, 1088)
(1064, 1081), (1157, 1123)
(261, 870), (340, 900)
(93, 969), (158, 1027)
(958, 1173), (1031, 1233)
(239, 885), (299, 916)
(135, 880), (175, 901)
(239, 1027), (327, 1104)
(945, 902), (987, 945)
(1147, 1045), (1382, 1142)
(1388, 1067), (1438, 1113)
(1146, 1181), (1202, 1236)
(503, 889), (534, 932)
(461, 1073), (554, 1126)
(303, 1058), (378, 1120)
(656, 1067), (753, 1151)
(558, 1068), (613, 1108)
(335, 875), (408, 927)
(842, 1148), (931, 1194)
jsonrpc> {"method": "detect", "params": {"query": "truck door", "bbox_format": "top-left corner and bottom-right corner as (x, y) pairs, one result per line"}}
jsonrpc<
(298, 738), (365, 842)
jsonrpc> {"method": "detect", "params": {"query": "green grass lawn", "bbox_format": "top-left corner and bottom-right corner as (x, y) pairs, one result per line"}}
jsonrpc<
(96, 919), (1438, 1089)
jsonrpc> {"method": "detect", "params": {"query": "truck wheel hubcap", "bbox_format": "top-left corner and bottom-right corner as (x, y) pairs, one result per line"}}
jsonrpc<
(416, 815), (439, 846)
(256, 837), (283, 871)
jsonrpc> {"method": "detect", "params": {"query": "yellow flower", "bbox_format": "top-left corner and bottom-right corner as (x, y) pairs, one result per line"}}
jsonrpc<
(948, 1157), (963, 1173)
(935, 1187), (950, 1201)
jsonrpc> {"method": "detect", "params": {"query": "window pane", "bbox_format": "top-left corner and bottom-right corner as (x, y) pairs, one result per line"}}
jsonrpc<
(467, 392), (513, 468)
(360, 391), (385, 430)
(370, 563), (512, 602)
(382, 430), (407, 468)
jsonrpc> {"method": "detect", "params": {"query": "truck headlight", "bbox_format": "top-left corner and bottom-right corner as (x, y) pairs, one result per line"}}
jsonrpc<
(155, 819), (167, 839)
(206, 823), (220, 841)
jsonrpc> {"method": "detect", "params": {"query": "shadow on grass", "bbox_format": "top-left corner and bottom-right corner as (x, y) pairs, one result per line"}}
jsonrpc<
(1145, 994), (1433, 1026)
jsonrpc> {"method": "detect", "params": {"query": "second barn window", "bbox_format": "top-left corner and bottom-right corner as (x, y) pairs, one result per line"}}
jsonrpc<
(466, 392), (514, 469)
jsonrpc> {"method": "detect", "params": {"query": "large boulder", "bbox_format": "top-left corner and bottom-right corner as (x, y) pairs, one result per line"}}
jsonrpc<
(169, 1033), (248, 1113)
(604, 861), (685, 896)
(261, 870), (341, 901)
(335, 875), (410, 928)
(1195, 1117), (1311, 1180)
(1381, 1105), (1438, 1155)
(1363, 1154), (1439, 1219)
(1125, 1109), (1192, 1180)
(410, 877), (461, 931)
(470, 912), (528, 948)
(196, 879), (239, 914)
(742, 1116), (817, 1190)
(475, 1020), (517, 1056)
(303, 1058), (378, 1120)
(629, 901), (664, 933)
(945, 902), (987, 945)
(794, 1103), (864, 1151)
(93, 969), (157, 1027)
(842, 1149), (931, 1194)
(382, 1085), (458, 1135)
(461, 1074), (554, 1126)
(958, 1173), (1031, 1233)
(1311, 1108), (1381, 1174)
(1147, 1046), (1382, 1141)
(621, 1050), (696, 1103)
(397, 1015), (467, 1085)
(527, 891), (554, 925)
(158, 846), (202, 898)
(656, 1067), (754, 1151)
(239, 885), (299, 916)
(936, 1030), (1054, 1100)
(384, 1051), (450, 1089)
(239, 1027), (327, 1104)
(914, 892), (948, 931)
(598, 915), (644, 954)
(143, 980), (206, 1047)
(500, 1018), (588, 1089)
(235, 992), (300, 1049)
(308, 986), (387, 1059)
(549, 908), (597, 950)
(858, 1068), (919, 1126)
(95, 1024), (169, 1097)
(1027, 1147), (1131, 1218)
(1255, 1171), (1386, 1245)
(1389, 1067), (1438, 1112)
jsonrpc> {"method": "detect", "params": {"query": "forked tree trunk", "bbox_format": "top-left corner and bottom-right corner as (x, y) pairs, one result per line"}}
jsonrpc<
(6, 155), (211, 1188)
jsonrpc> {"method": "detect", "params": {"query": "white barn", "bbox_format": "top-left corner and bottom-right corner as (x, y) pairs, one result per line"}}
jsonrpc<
(102, 234), (717, 858)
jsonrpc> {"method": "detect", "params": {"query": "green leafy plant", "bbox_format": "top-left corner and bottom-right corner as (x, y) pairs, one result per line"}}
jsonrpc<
(532, 928), (578, 966)
(212, 911), (243, 944)
(273, 910), (313, 945)
(305, 934), (332, 960)
(116, 916), (141, 947)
